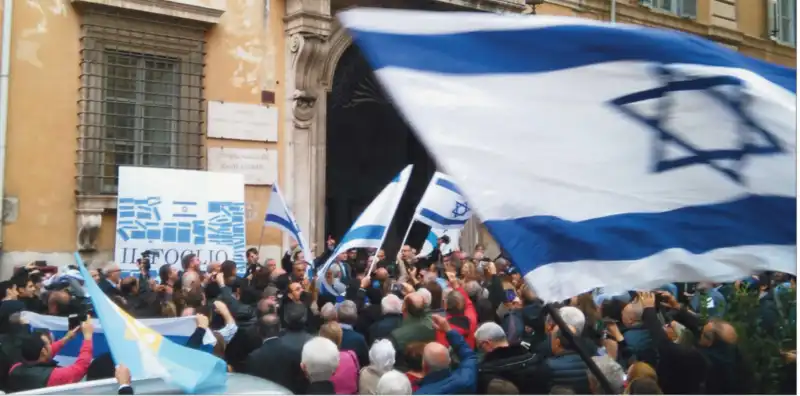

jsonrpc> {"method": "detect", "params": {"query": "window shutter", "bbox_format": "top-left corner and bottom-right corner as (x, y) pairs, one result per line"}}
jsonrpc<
(767, 0), (779, 40)
(639, 0), (655, 7)
(679, 0), (697, 18)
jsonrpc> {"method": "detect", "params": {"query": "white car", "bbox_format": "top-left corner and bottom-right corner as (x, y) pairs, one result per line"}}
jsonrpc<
(11, 373), (292, 395)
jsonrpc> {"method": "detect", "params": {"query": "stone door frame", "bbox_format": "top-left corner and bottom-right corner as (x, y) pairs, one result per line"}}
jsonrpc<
(282, 0), (527, 254)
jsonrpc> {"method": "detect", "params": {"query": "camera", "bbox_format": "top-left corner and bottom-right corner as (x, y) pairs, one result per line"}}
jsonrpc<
(139, 250), (160, 273)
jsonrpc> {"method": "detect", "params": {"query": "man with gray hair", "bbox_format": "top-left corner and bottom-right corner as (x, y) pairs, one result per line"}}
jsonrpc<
(320, 302), (337, 323)
(368, 294), (404, 345)
(586, 355), (625, 394)
(301, 336), (339, 394)
(475, 322), (542, 394)
(546, 306), (586, 336)
(337, 300), (369, 367)
(376, 370), (413, 395)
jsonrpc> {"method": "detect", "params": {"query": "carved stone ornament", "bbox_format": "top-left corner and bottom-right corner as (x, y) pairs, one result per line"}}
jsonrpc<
(76, 211), (102, 252)
(289, 32), (330, 128)
(292, 89), (318, 127)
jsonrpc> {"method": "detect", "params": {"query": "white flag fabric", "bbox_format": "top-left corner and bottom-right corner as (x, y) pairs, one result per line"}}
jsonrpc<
(339, 9), (797, 302)
(264, 183), (314, 274)
(413, 172), (472, 229)
(319, 165), (413, 295)
(418, 228), (461, 258)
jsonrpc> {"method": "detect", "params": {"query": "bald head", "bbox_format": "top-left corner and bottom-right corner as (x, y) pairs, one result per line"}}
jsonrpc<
(423, 342), (450, 373)
(404, 293), (425, 318)
(375, 268), (389, 281)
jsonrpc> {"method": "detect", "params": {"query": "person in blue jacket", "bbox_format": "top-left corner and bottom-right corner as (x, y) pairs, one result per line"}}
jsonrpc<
(415, 315), (477, 394)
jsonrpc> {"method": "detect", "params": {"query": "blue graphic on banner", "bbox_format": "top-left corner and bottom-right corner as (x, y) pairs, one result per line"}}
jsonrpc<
(208, 201), (247, 271)
(117, 197), (163, 241)
(116, 197), (245, 269)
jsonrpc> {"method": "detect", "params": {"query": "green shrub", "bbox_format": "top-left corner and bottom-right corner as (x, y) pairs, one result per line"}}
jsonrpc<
(722, 285), (796, 394)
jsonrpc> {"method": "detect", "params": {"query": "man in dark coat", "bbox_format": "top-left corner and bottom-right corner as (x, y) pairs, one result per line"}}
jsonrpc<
(250, 303), (312, 394)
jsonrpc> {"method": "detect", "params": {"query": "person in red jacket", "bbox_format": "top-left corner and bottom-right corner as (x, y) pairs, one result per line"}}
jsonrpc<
(434, 274), (478, 349)
(7, 316), (94, 392)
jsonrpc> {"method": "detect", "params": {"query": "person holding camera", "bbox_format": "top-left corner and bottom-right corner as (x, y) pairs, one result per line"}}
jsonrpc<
(7, 316), (94, 392)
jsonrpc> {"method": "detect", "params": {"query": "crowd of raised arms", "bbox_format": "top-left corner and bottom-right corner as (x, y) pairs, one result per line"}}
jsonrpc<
(0, 238), (795, 395)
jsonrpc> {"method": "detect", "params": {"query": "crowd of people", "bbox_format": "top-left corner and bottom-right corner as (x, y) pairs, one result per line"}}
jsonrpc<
(0, 237), (795, 395)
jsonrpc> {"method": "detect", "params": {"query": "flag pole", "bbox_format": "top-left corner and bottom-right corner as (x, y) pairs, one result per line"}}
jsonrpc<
(255, 224), (266, 257)
(543, 304), (614, 394)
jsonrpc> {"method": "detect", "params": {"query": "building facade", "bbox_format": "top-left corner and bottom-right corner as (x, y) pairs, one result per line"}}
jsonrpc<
(0, 0), (794, 275)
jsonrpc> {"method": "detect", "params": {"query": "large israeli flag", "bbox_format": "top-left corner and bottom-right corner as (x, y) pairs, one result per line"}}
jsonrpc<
(413, 172), (472, 229)
(340, 10), (796, 302)
(319, 165), (413, 295)
(75, 254), (227, 393)
(265, 183), (314, 275)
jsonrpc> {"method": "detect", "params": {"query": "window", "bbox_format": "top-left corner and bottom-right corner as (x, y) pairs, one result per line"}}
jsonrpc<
(641, 0), (697, 18)
(769, 0), (796, 45)
(77, 7), (205, 195)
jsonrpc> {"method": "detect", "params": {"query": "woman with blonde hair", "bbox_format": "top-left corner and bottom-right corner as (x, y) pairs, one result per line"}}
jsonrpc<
(358, 339), (395, 395)
(319, 322), (360, 394)
(625, 361), (658, 394)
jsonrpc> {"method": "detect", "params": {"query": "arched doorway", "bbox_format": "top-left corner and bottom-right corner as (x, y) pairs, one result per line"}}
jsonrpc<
(325, 45), (435, 255)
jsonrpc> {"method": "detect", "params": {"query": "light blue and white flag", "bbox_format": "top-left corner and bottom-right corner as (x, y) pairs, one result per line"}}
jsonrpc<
(265, 183), (314, 276)
(418, 228), (461, 258)
(319, 165), (413, 295)
(75, 253), (227, 393)
(413, 172), (472, 229)
(340, 10), (797, 302)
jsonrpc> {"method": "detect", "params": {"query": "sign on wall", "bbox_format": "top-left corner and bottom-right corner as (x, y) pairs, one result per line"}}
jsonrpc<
(207, 147), (278, 185)
(207, 101), (278, 142)
(114, 167), (247, 272)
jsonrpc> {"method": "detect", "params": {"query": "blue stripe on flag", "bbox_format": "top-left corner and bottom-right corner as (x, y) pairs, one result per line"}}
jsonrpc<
(340, 225), (387, 246)
(485, 195), (795, 270)
(435, 178), (462, 195)
(266, 213), (298, 234)
(348, 26), (795, 93)
(419, 208), (470, 226)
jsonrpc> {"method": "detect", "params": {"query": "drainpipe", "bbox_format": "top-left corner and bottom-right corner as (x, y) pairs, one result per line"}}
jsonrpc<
(0, 0), (13, 250)
(610, 0), (616, 23)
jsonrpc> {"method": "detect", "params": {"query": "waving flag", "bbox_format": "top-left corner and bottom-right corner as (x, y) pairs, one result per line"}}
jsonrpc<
(265, 183), (314, 276)
(22, 312), (197, 366)
(75, 253), (227, 393)
(418, 228), (461, 258)
(413, 172), (472, 229)
(340, 10), (797, 302)
(319, 165), (413, 295)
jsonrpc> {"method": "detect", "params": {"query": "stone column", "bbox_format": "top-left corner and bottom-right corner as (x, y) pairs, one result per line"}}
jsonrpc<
(284, 0), (332, 253)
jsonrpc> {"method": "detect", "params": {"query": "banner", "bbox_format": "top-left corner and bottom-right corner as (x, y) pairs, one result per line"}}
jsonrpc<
(22, 311), (197, 366)
(114, 167), (246, 272)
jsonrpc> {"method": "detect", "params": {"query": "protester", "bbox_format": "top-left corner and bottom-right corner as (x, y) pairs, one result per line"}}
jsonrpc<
(0, 237), (792, 396)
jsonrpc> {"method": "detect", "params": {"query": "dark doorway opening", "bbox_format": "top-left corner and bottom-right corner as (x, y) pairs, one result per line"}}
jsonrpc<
(326, 45), (435, 256)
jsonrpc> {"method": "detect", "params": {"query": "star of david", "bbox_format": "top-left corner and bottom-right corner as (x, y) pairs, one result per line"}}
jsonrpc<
(608, 65), (784, 185)
(452, 201), (470, 217)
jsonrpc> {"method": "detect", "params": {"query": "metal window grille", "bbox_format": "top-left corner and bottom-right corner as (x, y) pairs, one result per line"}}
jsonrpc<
(777, 0), (796, 45)
(77, 6), (206, 195)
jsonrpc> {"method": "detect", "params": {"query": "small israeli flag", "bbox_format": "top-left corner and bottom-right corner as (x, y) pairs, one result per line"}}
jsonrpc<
(264, 183), (314, 276)
(413, 172), (472, 230)
(318, 165), (414, 295)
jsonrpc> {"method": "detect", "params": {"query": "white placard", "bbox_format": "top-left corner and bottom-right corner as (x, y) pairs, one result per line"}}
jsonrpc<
(207, 101), (278, 142)
(114, 167), (246, 273)
(207, 148), (278, 186)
